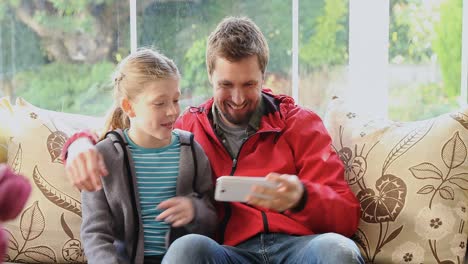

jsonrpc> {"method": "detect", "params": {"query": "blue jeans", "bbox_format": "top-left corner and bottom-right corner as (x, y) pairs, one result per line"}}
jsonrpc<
(162, 233), (364, 264)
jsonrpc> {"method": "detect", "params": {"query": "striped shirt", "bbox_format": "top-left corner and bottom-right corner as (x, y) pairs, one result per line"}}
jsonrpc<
(124, 130), (180, 256)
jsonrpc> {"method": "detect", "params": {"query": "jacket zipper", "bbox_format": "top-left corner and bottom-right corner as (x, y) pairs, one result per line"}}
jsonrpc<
(218, 130), (280, 243)
(218, 156), (237, 243)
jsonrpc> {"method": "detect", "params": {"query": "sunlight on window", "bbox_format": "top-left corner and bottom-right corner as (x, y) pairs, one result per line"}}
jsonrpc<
(388, 0), (462, 121)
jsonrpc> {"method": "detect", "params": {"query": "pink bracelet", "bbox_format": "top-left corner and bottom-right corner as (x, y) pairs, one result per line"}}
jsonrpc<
(60, 130), (98, 165)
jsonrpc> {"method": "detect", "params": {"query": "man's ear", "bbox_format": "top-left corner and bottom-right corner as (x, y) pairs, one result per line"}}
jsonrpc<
(121, 98), (135, 118)
(207, 72), (213, 84)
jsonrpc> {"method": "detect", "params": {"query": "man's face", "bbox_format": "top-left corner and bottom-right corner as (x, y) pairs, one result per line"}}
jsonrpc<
(210, 55), (263, 127)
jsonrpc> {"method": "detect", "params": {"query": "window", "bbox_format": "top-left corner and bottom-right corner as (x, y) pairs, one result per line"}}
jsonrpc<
(137, 0), (292, 110)
(1, 0), (466, 121)
(0, 1), (130, 115)
(388, 0), (463, 121)
(299, 0), (349, 117)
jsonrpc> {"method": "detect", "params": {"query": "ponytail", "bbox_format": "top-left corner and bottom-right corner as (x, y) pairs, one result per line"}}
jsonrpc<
(100, 105), (130, 141)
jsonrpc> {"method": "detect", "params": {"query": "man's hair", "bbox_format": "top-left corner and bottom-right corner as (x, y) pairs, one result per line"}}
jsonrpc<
(206, 16), (269, 76)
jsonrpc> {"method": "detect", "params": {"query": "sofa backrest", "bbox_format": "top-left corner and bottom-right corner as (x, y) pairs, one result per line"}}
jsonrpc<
(325, 97), (468, 263)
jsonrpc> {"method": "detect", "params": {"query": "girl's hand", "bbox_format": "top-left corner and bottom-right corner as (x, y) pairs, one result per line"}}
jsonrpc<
(156, 197), (194, 227)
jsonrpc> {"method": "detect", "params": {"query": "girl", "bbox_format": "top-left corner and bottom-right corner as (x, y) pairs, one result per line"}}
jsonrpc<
(80, 48), (216, 264)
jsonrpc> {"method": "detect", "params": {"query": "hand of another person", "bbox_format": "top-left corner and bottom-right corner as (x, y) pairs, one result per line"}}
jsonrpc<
(156, 197), (195, 228)
(65, 138), (108, 191)
(246, 173), (304, 212)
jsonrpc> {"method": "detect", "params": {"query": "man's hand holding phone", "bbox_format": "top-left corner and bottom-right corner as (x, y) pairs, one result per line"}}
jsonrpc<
(245, 173), (304, 212)
(215, 176), (278, 202)
(215, 173), (304, 212)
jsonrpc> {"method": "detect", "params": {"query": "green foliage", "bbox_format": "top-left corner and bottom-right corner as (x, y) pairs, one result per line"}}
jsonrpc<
(180, 38), (210, 97)
(300, 0), (348, 70)
(2, 0), (458, 122)
(139, 0), (349, 100)
(33, 10), (94, 34)
(0, 0), (120, 35)
(31, 0), (111, 34)
(139, 0), (300, 100)
(432, 0), (462, 98)
(48, 0), (103, 12)
(0, 1), (19, 21)
(389, 0), (412, 63)
(139, 1), (208, 64)
(235, 0), (294, 74)
(139, 0), (296, 75)
(138, 0), (218, 102)
(0, 14), (45, 79)
(389, 0), (435, 64)
(389, 82), (458, 121)
(13, 62), (115, 115)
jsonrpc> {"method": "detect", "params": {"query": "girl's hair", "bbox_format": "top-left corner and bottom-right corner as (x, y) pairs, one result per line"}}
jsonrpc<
(101, 48), (180, 139)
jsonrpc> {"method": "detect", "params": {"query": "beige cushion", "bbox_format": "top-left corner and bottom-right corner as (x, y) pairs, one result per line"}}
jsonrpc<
(0, 97), (14, 163)
(324, 98), (468, 264)
(4, 98), (103, 263)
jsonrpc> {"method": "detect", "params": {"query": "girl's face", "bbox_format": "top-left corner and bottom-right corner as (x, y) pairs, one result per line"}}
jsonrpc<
(127, 78), (181, 148)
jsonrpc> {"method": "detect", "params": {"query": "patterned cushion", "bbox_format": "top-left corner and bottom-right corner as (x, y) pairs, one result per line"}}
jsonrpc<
(3, 98), (103, 263)
(0, 97), (14, 163)
(324, 98), (468, 264)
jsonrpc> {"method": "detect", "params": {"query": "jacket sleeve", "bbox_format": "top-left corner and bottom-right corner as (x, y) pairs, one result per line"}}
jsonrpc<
(183, 140), (217, 237)
(282, 107), (360, 237)
(81, 178), (123, 263)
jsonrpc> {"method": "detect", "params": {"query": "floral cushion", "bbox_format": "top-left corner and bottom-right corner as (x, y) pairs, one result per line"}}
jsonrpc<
(324, 98), (468, 264)
(3, 98), (103, 263)
(0, 97), (14, 163)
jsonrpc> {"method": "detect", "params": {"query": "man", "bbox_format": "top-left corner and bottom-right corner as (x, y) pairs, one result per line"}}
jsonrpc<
(63, 17), (363, 263)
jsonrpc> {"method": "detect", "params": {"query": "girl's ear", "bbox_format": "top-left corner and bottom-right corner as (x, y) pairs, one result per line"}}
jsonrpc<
(121, 98), (135, 118)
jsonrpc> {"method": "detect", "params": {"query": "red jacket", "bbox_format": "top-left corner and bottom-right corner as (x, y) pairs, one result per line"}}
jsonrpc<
(175, 90), (360, 246)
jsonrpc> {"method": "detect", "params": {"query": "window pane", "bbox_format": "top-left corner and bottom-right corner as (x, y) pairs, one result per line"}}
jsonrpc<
(138, 0), (292, 109)
(0, 1), (130, 115)
(299, 0), (349, 117)
(388, 0), (462, 121)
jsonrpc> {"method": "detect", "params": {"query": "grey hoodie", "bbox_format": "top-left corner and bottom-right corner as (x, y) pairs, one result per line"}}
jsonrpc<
(81, 129), (217, 264)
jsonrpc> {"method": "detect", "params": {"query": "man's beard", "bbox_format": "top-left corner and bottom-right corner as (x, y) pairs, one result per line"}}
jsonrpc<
(221, 110), (252, 127)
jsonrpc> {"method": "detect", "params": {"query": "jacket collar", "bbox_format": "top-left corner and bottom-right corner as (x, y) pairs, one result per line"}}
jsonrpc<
(194, 89), (293, 134)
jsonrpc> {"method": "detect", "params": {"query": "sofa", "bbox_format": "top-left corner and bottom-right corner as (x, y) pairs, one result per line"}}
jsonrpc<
(0, 97), (103, 264)
(1, 96), (467, 263)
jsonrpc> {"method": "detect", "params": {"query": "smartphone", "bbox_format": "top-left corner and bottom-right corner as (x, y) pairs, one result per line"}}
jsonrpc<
(214, 176), (278, 202)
